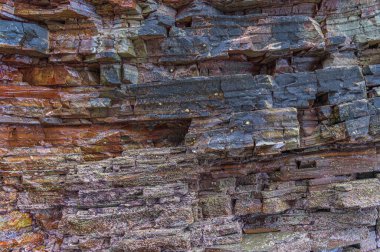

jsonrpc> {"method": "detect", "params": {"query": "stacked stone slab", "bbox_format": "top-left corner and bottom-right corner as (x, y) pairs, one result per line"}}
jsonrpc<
(0, 0), (379, 251)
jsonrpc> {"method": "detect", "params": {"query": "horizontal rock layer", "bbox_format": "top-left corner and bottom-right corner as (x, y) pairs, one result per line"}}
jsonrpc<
(0, 0), (380, 251)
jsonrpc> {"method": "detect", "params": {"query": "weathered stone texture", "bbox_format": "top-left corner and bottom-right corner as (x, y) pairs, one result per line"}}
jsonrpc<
(0, 0), (380, 251)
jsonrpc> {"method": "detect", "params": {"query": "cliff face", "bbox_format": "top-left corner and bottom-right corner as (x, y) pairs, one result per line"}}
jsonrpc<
(0, 0), (379, 251)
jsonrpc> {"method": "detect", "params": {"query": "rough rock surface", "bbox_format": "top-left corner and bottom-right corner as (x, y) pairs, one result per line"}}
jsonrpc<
(0, 0), (380, 251)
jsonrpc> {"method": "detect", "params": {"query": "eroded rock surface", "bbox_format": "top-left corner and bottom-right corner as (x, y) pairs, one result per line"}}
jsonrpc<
(0, 0), (380, 251)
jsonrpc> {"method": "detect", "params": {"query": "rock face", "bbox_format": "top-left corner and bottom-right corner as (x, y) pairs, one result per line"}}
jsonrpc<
(0, 0), (379, 251)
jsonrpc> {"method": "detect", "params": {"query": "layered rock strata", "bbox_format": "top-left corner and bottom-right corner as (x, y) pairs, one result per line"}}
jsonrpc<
(0, 0), (380, 251)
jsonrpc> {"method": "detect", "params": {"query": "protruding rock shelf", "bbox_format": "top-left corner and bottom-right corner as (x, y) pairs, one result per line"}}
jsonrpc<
(0, 0), (380, 251)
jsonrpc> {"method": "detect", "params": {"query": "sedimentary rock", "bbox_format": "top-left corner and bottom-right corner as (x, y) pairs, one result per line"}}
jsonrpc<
(0, 0), (380, 251)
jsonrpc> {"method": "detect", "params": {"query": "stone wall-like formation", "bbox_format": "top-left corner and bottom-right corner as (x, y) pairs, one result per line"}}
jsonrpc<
(0, 0), (380, 251)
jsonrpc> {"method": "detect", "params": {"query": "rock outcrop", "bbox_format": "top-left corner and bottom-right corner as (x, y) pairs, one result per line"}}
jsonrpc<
(0, 0), (379, 251)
